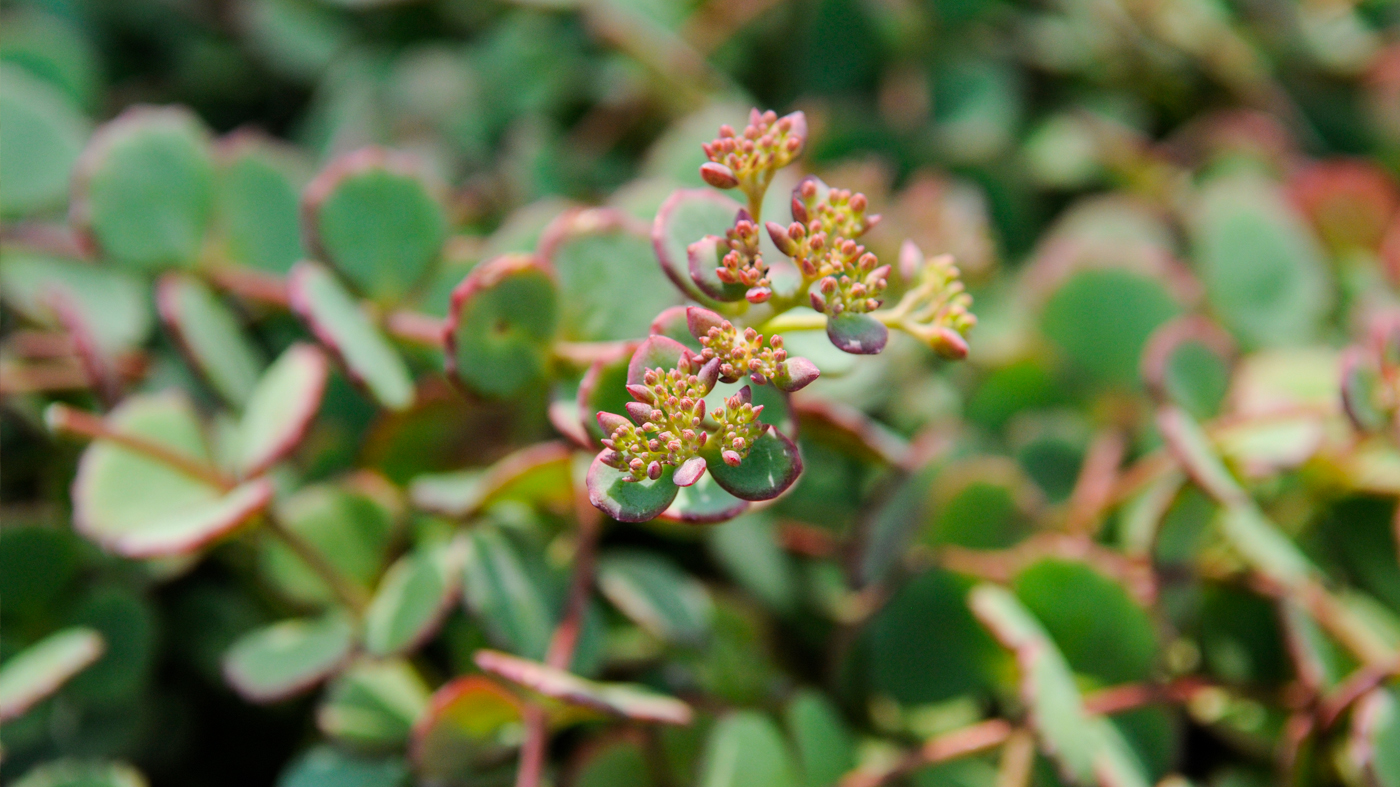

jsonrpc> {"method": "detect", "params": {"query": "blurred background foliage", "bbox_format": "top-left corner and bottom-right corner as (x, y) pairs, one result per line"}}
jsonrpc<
(3, 0), (1400, 786)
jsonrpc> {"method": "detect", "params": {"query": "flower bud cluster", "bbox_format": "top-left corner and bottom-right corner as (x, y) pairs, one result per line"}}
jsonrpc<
(714, 212), (771, 304)
(791, 179), (880, 240)
(700, 109), (807, 200)
(712, 387), (767, 467)
(886, 248), (976, 359)
(765, 178), (888, 317)
(697, 317), (788, 385)
(600, 356), (714, 481)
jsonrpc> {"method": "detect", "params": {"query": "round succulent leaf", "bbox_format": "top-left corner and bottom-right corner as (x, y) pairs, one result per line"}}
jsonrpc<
(474, 649), (692, 725)
(702, 426), (802, 502)
(444, 254), (558, 399)
(364, 539), (463, 657)
(235, 343), (329, 477)
(222, 612), (355, 703)
(698, 711), (799, 787)
(0, 251), (152, 355)
(658, 471), (750, 524)
(587, 455), (680, 523)
(540, 208), (682, 341)
(11, 761), (148, 787)
(318, 658), (430, 749)
(73, 106), (215, 270)
(784, 690), (855, 787)
(0, 63), (88, 218)
(825, 312), (888, 355)
(653, 188), (741, 302)
(71, 392), (273, 557)
(866, 569), (999, 704)
(288, 261), (415, 411)
(277, 746), (408, 787)
(302, 147), (448, 303)
(628, 335), (692, 386)
(1190, 173), (1332, 348)
(215, 133), (308, 274)
(0, 627), (105, 722)
(596, 550), (713, 644)
(650, 305), (703, 351)
(157, 273), (266, 408)
(410, 675), (523, 783)
(1041, 269), (1181, 384)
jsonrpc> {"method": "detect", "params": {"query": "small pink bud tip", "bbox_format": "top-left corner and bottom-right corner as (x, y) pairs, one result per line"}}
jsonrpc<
(864, 214), (881, 231)
(767, 221), (795, 255)
(598, 411), (631, 434)
(810, 291), (827, 313)
(674, 456), (707, 487)
(625, 401), (652, 424)
(697, 357), (721, 392)
(899, 239), (923, 281)
(746, 286), (772, 304)
(686, 307), (725, 340)
(734, 385), (753, 406)
(626, 384), (654, 403)
(932, 326), (970, 360)
(647, 461), (663, 480)
(722, 450), (743, 467)
(700, 162), (739, 189)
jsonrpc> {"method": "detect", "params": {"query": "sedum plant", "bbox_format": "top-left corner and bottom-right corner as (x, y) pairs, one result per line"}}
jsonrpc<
(3, 1), (1400, 787)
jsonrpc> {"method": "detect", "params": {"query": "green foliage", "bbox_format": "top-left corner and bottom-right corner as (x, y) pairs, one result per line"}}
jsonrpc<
(4, 0), (1400, 785)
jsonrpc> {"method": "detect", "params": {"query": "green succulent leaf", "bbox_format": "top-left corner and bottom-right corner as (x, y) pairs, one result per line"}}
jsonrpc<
(474, 649), (693, 725)
(364, 539), (464, 657)
(698, 711), (799, 787)
(157, 272), (266, 408)
(235, 343), (329, 477)
(223, 612), (355, 703)
(318, 658), (430, 749)
(577, 346), (638, 444)
(259, 482), (395, 607)
(596, 550), (713, 644)
(658, 471), (750, 524)
(68, 393), (273, 557)
(0, 627), (105, 722)
(214, 132), (308, 275)
(1353, 687), (1400, 787)
(73, 106), (215, 270)
(784, 690), (855, 787)
(409, 675), (522, 784)
(570, 734), (653, 787)
(541, 207), (681, 341)
(825, 311), (888, 355)
(586, 455), (680, 523)
(288, 260), (415, 411)
(0, 63), (89, 218)
(302, 147), (447, 303)
(702, 426), (802, 502)
(460, 525), (559, 660)
(444, 253), (558, 399)
(0, 250), (153, 355)
(277, 746), (408, 787)
(653, 187), (742, 302)
(409, 442), (573, 518)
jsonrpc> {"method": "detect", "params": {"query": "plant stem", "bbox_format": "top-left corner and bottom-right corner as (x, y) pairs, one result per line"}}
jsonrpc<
(514, 477), (605, 787)
(46, 403), (233, 490)
(264, 511), (370, 614)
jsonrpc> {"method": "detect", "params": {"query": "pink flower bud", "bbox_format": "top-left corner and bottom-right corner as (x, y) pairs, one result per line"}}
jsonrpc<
(647, 461), (663, 480)
(598, 411), (631, 434)
(899, 239), (923, 281)
(626, 384), (654, 403)
(700, 162), (739, 189)
(810, 291), (827, 313)
(722, 450), (742, 467)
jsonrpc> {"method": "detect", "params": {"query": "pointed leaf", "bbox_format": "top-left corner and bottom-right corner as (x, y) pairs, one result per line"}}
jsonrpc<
(474, 649), (692, 725)
(597, 550), (713, 644)
(70, 393), (272, 557)
(236, 343), (329, 477)
(444, 253), (558, 399)
(223, 612), (355, 703)
(157, 273), (266, 407)
(302, 147), (447, 303)
(289, 260), (415, 411)
(364, 539), (463, 657)
(825, 312), (888, 355)
(587, 455), (680, 522)
(703, 427), (802, 502)
(0, 627), (105, 721)
(72, 106), (214, 270)
(653, 188), (742, 301)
